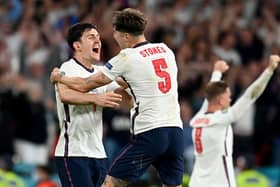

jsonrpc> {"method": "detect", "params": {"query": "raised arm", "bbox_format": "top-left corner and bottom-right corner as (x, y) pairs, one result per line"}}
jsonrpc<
(194, 60), (229, 116)
(231, 55), (279, 120)
(56, 83), (122, 108)
(51, 68), (112, 92)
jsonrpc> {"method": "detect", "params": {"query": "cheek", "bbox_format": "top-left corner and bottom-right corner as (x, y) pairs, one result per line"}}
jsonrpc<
(113, 33), (117, 40)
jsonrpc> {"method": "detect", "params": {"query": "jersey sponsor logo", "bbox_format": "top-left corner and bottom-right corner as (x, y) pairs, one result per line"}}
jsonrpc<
(139, 46), (166, 57)
(104, 62), (113, 70)
(193, 118), (210, 126)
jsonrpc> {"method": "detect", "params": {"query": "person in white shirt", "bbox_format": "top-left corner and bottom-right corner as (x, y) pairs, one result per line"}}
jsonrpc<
(54, 23), (124, 187)
(189, 55), (280, 187)
(51, 8), (184, 187)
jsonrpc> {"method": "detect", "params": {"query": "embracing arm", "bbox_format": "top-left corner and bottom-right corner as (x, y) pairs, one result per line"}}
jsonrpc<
(57, 83), (122, 108)
(114, 87), (134, 110)
(51, 68), (112, 92)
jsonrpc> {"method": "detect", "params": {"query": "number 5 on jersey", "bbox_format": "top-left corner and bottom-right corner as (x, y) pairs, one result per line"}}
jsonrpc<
(152, 58), (171, 93)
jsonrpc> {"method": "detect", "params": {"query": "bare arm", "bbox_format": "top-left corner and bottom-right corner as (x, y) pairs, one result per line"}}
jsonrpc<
(57, 83), (122, 108)
(114, 87), (134, 110)
(51, 68), (112, 92)
(231, 55), (279, 120)
(115, 77), (129, 89)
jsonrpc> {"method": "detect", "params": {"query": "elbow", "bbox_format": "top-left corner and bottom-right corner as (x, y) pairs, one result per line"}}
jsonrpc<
(79, 84), (91, 92)
(73, 81), (91, 93)
(59, 90), (74, 103)
(59, 93), (71, 103)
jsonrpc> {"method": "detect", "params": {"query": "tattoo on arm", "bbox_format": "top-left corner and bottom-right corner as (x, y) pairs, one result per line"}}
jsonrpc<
(59, 71), (65, 80)
(85, 77), (92, 85)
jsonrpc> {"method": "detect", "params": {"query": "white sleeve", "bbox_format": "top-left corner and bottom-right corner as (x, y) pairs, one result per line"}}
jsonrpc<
(105, 81), (121, 92)
(59, 63), (70, 75)
(230, 69), (273, 121)
(100, 52), (128, 80)
(192, 71), (223, 117)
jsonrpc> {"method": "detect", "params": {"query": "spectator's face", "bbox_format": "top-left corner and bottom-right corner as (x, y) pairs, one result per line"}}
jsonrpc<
(76, 28), (101, 62)
(225, 34), (236, 48)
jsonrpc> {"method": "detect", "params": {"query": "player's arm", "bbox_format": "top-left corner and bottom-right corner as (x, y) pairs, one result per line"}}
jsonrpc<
(57, 83), (122, 108)
(115, 77), (129, 89)
(114, 87), (134, 110)
(230, 55), (279, 120)
(51, 69), (112, 92)
(194, 60), (229, 116)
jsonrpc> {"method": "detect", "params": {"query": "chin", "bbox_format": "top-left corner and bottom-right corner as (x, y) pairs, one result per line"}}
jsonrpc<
(92, 54), (100, 61)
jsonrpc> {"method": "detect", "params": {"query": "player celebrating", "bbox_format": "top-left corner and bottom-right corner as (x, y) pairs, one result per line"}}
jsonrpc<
(54, 23), (123, 187)
(51, 8), (184, 187)
(189, 55), (280, 187)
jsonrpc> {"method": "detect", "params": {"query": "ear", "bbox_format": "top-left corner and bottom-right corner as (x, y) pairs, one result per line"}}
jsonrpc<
(73, 41), (81, 51)
(216, 95), (223, 106)
(124, 33), (130, 41)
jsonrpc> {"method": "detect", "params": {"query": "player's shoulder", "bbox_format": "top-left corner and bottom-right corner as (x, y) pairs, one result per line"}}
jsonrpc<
(60, 58), (82, 74)
(108, 50), (130, 63)
(92, 64), (103, 72)
(190, 113), (210, 127)
(217, 108), (230, 115)
(60, 58), (75, 68)
(119, 48), (134, 56)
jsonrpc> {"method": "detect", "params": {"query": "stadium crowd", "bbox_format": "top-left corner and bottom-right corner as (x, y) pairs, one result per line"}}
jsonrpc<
(0, 0), (280, 186)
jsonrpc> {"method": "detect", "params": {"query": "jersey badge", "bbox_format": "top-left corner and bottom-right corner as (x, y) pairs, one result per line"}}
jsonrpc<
(105, 62), (113, 70)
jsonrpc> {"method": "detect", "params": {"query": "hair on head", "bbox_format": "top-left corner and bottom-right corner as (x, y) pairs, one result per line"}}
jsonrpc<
(67, 23), (97, 50)
(112, 8), (147, 36)
(205, 81), (228, 101)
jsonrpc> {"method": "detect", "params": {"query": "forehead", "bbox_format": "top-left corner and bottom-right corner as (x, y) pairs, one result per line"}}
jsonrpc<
(82, 28), (99, 36)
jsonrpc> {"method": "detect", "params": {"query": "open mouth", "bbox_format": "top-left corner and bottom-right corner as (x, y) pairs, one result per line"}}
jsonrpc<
(92, 47), (99, 53)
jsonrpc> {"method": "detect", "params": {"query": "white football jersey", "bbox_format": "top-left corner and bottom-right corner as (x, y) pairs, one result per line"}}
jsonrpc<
(190, 110), (236, 187)
(189, 69), (274, 187)
(55, 58), (119, 158)
(101, 42), (182, 135)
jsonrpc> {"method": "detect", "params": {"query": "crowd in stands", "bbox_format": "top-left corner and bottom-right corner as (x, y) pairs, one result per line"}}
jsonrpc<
(0, 0), (280, 186)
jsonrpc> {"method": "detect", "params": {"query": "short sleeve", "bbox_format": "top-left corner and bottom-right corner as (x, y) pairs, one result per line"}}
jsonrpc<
(59, 62), (76, 76)
(105, 81), (120, 92)
(100, 51), (129, 80)
(59, 63), (69, 74)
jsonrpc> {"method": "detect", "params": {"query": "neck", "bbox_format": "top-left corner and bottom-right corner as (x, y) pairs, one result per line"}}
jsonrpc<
(73, 54), (94, 69)
(129, 35), (147, 48)
(207, 104), (223, 113)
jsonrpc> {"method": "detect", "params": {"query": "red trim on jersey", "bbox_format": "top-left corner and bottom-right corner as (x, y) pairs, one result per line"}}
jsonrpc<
(193, 118), (210, 126)
(195, 127), (203, 153)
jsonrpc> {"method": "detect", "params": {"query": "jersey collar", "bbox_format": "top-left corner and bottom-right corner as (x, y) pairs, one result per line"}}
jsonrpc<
(73, 57), (94, 73)
(132, 41), (150, 48)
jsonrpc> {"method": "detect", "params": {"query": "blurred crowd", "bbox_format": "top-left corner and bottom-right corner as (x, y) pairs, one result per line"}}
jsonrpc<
(0, 0), (280, 186)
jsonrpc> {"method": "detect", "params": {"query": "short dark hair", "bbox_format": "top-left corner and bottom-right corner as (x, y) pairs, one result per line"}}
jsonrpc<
(205, 81), (228, 101)
(112, 8), (147, 36)
(67, 23), (97, 50)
